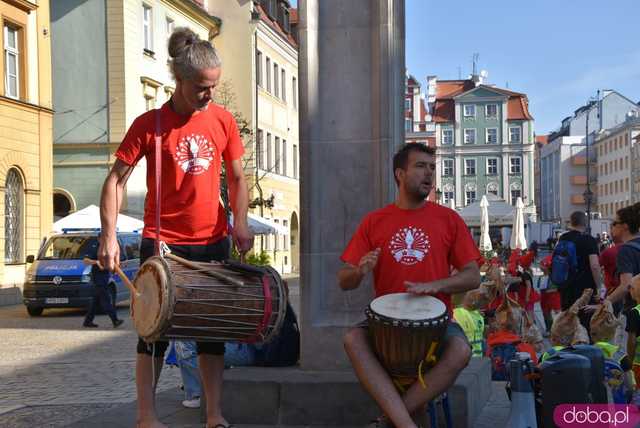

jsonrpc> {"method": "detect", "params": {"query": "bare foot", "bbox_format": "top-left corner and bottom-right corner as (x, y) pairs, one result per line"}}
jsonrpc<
(136, 418), (168, 428)
(206, 417), (231, 428)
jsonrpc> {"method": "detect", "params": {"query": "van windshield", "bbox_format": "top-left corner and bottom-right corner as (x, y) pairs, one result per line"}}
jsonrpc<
(39, 236), (99, 260)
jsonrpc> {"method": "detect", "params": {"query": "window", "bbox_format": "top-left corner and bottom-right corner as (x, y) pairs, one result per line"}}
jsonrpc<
(485, 104), (498, 118)
(464, 159), (476, 175)
(4, 25), (19, 99)
(283, 220), (289, 250)
(293, 144), (298, 179)
(442, 129), (453, 145)
(444, 192), (454, 205)
(256, 51), (263, 87)
(292, 77), (297, 109)
(464, 129), (476, 144)
(405, 119), (412, 132)
(405, 98), (411, 110)
(486, 158), (498, 175)
(465, 191), (477, 205)
(142, 4), (153, 52)
(267, 133), (272, 170)
(257, 129), (264, 169)
(145, 95), (155, 111)
(275, 136), (281, 173)
(443, 159), (454, 177)
(281, 69), (286, 102)
(266, 57), (271, 92)
(509, 127), (521, 143)
(510, 157), (522, 174)
(282, 140), (287, 176)
(511, 189), (522, 206)
(166, 17), (174, 39)
(486, 128), (498, 144)
(274, 219), (280, 250)
(274, 63), (279, 97)
(464, 104), (476, 117)
(5, 168), (23, 263)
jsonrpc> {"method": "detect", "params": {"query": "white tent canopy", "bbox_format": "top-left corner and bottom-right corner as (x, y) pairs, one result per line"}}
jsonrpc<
(230, 212), (289, 235)
(52, 205), (144, 233)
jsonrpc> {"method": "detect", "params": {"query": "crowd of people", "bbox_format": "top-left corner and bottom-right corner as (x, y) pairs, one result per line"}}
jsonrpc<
(452, 204), (640, 404)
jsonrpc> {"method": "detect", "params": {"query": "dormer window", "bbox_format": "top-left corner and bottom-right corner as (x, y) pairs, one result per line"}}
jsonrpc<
(278, 3), (291, 33)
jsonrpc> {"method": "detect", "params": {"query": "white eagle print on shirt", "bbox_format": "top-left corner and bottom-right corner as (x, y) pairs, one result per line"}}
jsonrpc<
(173, 134), (215, 175)
(388, 226), (431, 266)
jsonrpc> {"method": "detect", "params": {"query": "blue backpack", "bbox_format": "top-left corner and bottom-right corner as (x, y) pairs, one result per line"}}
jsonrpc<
(604, 351), (632, 404)
(551, 239), (578, 287)
(490, 341), (520, 381)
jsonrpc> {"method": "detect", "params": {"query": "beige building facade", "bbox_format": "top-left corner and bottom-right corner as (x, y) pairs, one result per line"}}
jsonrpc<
(596, 119), (640, 218)
(208, 0), (299, 274)
(52, 0), (220, 219)
(0, 0), (53, 303)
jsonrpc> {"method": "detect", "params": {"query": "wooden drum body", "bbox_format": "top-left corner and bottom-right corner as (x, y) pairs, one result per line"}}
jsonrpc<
(132, 256), (287, 343)
(366, 293), (449, 380)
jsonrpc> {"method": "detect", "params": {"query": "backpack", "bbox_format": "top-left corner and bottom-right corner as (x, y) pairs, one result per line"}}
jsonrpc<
(604, 357), (632, 404)
(255, 302), (300, 367)
(490, 341), (520, 381)
(551, 239), (578, 287)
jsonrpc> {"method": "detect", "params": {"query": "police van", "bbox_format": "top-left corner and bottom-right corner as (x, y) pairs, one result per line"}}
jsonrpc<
(22, 229), (141, 316)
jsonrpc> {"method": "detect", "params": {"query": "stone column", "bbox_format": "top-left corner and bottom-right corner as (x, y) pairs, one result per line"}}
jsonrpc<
(298, 0), (405, 370)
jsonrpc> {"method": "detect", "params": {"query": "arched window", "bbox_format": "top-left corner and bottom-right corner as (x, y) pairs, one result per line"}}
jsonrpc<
(5, 168), (24, 263)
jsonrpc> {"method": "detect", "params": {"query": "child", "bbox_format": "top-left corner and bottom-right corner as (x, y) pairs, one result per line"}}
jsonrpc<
(454, 288), (490, 357)
(486, 288), (538, 380)
(539, 255), (561, 334)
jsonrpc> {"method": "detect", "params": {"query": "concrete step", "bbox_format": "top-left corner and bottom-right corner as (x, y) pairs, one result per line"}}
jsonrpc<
(216, 358), (491, 428)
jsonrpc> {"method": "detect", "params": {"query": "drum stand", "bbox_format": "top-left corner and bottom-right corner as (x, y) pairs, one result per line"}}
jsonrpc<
(426, 392), (453, 428)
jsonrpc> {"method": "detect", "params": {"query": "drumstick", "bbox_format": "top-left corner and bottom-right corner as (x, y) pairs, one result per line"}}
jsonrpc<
(83, 258), (139, 297)
(164, 252), (245, 287)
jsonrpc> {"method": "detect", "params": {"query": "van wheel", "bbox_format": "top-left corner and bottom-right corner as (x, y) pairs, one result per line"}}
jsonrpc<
(27, 306), (43, 316)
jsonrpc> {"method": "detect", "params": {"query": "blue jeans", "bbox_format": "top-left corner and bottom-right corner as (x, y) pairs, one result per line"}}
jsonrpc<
(175, 341), (202, 400)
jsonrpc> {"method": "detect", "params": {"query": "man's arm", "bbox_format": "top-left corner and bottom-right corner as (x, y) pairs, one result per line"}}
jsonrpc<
(226, 158), (253, 254)
(337, 248), (380, 291)
(607, 272), (632, 304)
(406, 261), (481, 295)
(588, 254), (604, 297)
(98, 159), (134, 271)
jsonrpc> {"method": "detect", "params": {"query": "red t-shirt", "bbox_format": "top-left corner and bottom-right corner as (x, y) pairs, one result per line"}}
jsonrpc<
(115, 102), (244, 244)
(340, 202), (481, 313)
(600, 244), (621, 291)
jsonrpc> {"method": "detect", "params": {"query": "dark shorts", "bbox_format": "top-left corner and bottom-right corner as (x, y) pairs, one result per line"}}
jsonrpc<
(357, 318), (471, 357)
(136, 237), (231, 358)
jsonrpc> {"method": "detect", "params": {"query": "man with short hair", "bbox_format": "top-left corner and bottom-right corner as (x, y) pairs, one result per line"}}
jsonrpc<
(556, 211), (603, 311)
(338, 143), (481, 428)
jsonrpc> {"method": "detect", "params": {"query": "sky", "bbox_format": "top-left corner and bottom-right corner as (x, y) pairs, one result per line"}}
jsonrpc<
(406, 0), (640, 134)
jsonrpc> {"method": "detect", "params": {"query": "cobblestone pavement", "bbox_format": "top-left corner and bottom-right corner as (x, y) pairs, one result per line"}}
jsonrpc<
(0, 276), (301, 427)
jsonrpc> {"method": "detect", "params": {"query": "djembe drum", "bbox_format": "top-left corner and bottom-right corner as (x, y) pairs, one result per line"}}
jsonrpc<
(132, 255), (287, 344)
(366, 293), (449, 382)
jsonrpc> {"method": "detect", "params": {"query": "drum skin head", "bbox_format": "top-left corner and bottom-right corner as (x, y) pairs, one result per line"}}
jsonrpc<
(132, 256), (173, 341)
(370, 293), (446, 321)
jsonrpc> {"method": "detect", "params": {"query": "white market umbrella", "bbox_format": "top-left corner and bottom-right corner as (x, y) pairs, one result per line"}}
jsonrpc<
(449, 197), (456, 210)
(52, 205), (144, 233)
(230, 212), (289, 236)
(509, 197), (527, 250)
(479, 195), (492, 252)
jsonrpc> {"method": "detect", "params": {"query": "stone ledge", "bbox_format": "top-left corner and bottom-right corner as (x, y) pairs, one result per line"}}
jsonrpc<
(217, 357), (491, 428)
(0, 287), (21, 307)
